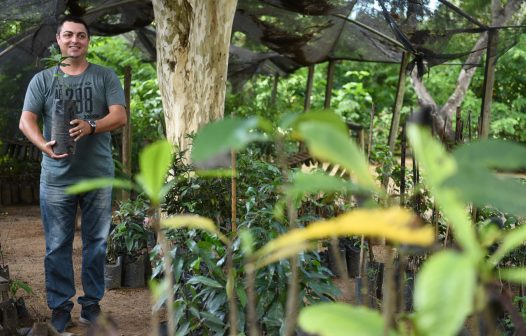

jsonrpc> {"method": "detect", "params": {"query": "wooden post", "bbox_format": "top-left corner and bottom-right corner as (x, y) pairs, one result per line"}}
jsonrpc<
(479, 29), (498, 139)
(400, 121), (407, 206)
(304, 65), (315, 112)
(387, 52), (410, 153)
(122, 66), (132, 200)
(271, 74), (279, 107)
(324, 60), (336, 109)
(299, 65), (315, 153)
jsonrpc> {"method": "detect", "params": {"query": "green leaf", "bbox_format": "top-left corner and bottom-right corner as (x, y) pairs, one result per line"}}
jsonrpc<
(488, 223), (526, 266)
(499, 268), (526, 283)
(407, 126), (482, 261)
(191, 117), (266, 163)
(187, 276), (223, 289)
(293, 110), (349, 137)
(414, 251), (476, 336)
(444, 168), (526, 216)
(236, 287), (248, 307)
(298, 303), (398, 336)
(66, 178), (134, 194)
(135, 140), (172, 205)
(453, 139), (526, 171)
(239, 229), (255, 256)
(298, 122), (379, 193)
(286, 171), (364, 199)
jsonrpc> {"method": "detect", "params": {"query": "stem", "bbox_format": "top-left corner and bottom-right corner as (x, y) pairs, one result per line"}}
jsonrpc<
(382, 248), (396, 335)
(246, 264), (260, 336)
(283, 202), (300, 336)
(276, 136), (300, 336)
(154, 205), (175, 336)
(227, 243), (238, 336)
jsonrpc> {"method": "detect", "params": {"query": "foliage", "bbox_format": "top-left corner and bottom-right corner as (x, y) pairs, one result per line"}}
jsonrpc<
(110, 196), (152, 259)
(190, 113), (526, 336)
(159, 146), (340, 335)
(9, 279), (33, 299)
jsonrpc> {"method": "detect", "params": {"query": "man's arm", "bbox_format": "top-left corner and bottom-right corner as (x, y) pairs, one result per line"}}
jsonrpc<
(19, 111), (68, 159)
(69, 104), (127, 141)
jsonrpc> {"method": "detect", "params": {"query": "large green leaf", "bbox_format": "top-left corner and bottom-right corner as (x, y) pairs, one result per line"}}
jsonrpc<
(444, 167), (526, 216)
(499, 268), (526, 283)
(408, 126), (482, 261)
(298, 122), (379, 193)
(135, 140), (172, 205)
(298, 303), (398, 336)
(191, 117), (267, 163)
(292, 109), (349, 137)
(453, 139), (526, 170)
(286, 171), (364, 199)
(66, 177), (134, 194)
(414, 251), (476, 336)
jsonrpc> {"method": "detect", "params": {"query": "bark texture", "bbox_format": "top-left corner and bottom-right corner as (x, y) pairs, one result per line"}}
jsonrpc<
(410, 0), (524, 140)
(151, 0), (238, 152)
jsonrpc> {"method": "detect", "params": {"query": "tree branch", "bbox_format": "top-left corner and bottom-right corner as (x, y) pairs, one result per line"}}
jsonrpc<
(409, 0), (525, 140)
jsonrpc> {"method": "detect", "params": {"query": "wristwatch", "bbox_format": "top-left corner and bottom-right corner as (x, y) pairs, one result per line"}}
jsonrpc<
(87, 120), (97, 135)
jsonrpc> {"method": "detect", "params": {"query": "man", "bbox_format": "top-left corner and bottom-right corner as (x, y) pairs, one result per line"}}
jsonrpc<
(19, 16), (127, 332)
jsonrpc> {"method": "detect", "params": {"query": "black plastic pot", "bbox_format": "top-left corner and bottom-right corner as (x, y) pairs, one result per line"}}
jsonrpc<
(327, 246), (348, 277)
(123, 253), (146, 288)
(0, 265), (9, 279)
(104, 256), (123, 289)
(51, 99), (76, 155)
(346, 245), (360, 278)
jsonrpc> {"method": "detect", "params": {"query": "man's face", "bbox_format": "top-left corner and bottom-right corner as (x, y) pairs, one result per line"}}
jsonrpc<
(56, 21), (89, 59)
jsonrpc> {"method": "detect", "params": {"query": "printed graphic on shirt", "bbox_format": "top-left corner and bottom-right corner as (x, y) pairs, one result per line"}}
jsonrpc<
(54, 82), (101, 119)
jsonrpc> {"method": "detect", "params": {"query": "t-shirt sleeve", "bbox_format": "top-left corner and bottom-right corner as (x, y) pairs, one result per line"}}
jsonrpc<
(22, 73), (45, 117)
(105, 70), (126, 108)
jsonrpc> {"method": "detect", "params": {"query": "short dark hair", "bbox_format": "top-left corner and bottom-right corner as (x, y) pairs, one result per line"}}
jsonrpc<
(57, 16), (90, 38)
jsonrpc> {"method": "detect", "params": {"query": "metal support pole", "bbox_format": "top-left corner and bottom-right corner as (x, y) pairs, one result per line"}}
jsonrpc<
(479, 29), (498, 139)
(388, 52), (410, 153)
(324, 60), (336, 109)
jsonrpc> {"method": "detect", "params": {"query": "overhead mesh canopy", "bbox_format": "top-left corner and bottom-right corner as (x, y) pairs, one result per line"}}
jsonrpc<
(1, 0), (525, 143)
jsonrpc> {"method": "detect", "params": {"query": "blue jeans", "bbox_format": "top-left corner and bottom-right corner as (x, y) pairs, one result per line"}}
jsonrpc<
(39, 182), (112, 311)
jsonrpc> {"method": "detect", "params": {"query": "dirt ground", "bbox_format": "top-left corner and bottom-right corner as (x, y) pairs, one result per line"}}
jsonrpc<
(0, 205), (154, 336)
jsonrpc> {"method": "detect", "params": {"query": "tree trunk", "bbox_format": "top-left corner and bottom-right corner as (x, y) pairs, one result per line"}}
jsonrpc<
(151, 0), (238, 152)
(410, 0), (524, 140)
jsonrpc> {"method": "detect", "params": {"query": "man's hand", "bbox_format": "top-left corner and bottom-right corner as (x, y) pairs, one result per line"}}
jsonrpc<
(43, 140), (69, 159)
(19, 111), (68, 160)
(69, 119), (91, 141)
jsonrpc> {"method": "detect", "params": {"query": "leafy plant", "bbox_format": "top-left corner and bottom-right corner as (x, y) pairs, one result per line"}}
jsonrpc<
(111, 195), (152, 258)
(9, 279), (33, 299)
(158, 146), (340, 335)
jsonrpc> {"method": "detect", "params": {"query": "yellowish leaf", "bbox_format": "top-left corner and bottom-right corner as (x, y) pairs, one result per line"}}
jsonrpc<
(253, 207), (433, 264)
(162, 215), (229, 245)
(254, 241), (317, 270)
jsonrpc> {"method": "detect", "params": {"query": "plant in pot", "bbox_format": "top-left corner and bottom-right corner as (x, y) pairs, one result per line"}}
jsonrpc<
(104, 230), (124, 289)
(42, 45), (76, 155)
(110, 196), (152, 288)
(9, 278), (33, 327)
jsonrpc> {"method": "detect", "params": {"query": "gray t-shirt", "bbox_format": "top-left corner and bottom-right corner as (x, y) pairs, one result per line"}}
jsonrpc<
(23, 63), (126, 186)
